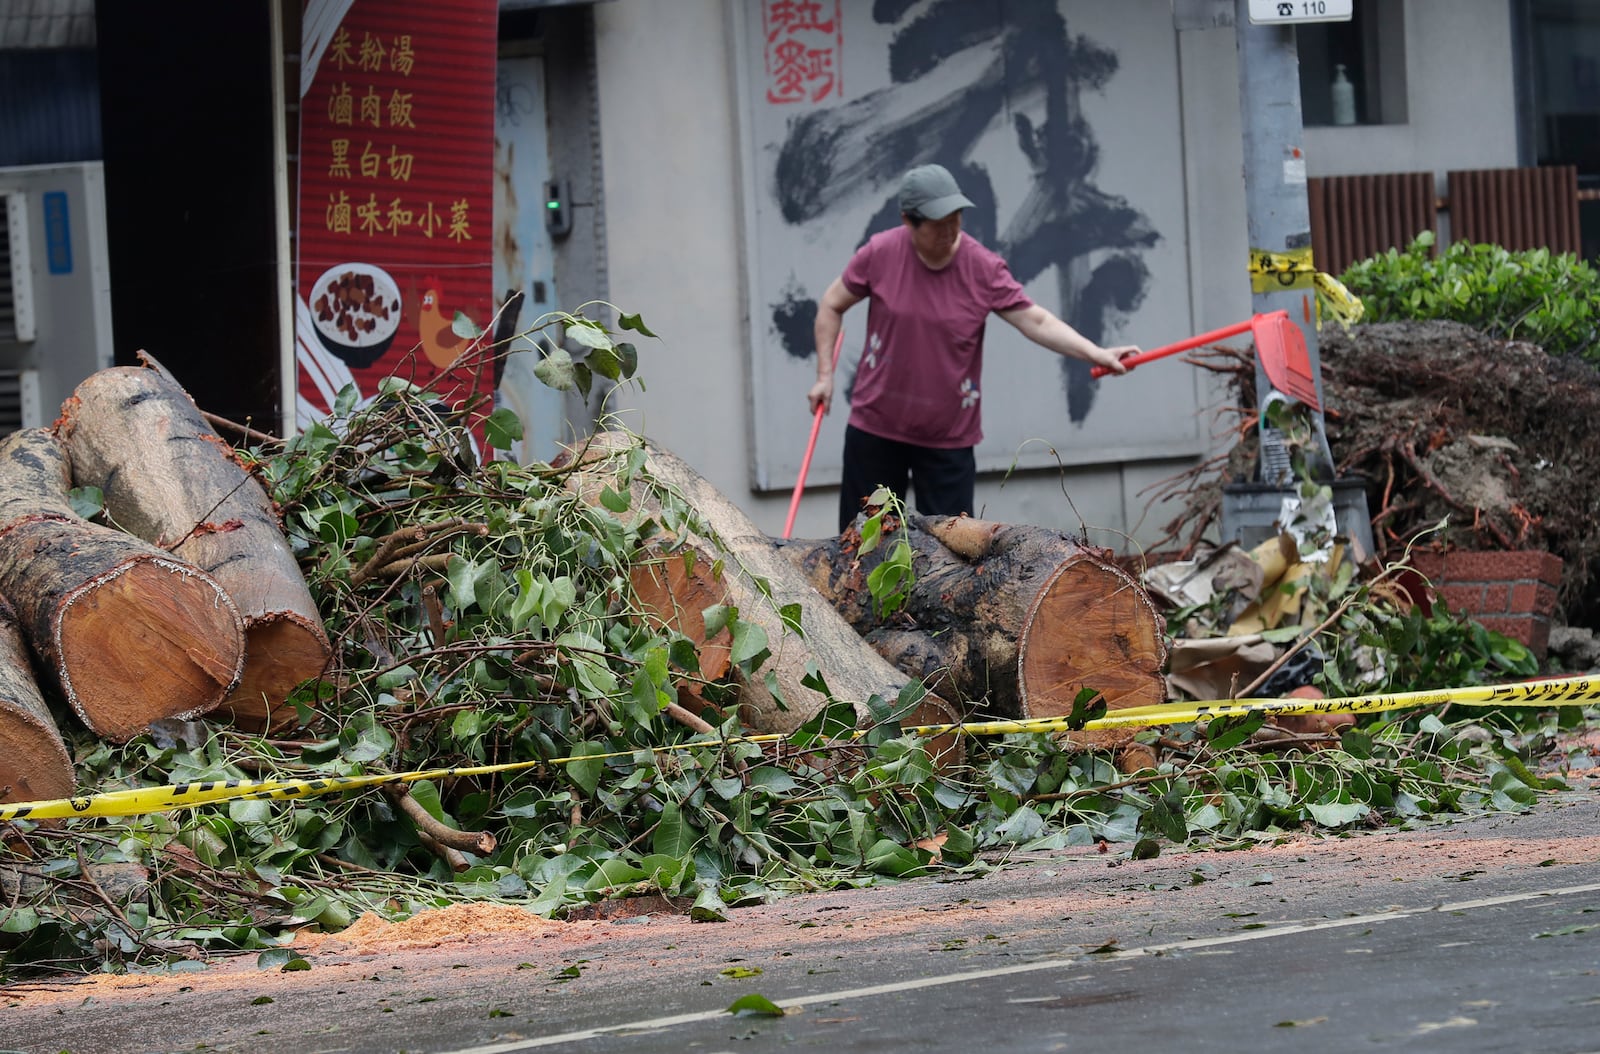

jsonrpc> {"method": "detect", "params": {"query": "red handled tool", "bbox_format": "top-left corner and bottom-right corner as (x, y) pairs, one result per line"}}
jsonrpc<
(1090, 309), (1320, 411)
(782, 327), (845, 539)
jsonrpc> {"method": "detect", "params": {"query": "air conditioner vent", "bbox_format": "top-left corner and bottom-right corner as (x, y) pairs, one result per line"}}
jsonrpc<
(0, 193), (36, 343)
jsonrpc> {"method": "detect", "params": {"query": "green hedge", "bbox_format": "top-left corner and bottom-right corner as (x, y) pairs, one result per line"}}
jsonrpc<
(1339, 231), (1600, 360)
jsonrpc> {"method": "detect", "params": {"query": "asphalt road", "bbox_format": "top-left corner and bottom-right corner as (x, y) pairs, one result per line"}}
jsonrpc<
(6, 786), (1600, 1054)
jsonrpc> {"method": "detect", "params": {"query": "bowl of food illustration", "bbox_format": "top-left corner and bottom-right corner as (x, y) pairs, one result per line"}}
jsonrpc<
(309, 262), (403, 368)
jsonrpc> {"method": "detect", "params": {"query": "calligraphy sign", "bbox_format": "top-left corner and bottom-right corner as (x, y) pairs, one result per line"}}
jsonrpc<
(296, 0), (498, 431)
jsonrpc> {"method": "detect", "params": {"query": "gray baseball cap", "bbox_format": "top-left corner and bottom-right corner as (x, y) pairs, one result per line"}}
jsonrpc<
(898, 164), (974, 220)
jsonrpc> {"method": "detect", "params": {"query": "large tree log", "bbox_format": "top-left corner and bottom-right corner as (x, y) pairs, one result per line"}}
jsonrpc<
(0, 428), (246, 742)
(0, 595), (75, 805)
(564, 432), (963, 763)
(58, 365), (330, 731)
(782, 514), (1168, 748)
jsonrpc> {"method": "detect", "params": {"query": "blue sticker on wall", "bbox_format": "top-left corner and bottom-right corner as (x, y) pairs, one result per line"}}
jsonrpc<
(43, 191), (72, 275)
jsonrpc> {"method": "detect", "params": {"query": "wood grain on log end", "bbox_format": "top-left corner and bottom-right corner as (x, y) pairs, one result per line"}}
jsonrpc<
(0, 711), (75, 805)
(0, 594), (74, 804)
(212, 613), (332, 732)
(1019, 556), (1169, 750)
(57, 556), (246, 742)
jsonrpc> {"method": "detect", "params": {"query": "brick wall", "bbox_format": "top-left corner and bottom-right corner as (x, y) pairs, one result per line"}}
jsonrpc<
(1405, 550), (1563, 658)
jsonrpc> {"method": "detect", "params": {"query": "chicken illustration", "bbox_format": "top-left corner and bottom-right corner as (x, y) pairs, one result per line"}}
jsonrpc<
(404, 276), (468, 369)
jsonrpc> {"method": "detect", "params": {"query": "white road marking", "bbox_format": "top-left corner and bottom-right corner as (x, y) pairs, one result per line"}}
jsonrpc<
(437, 881), (1600, 1053)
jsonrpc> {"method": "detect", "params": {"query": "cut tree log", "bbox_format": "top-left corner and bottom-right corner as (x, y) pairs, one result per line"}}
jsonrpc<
(58, 364), (331, 731)
(0, 428), (246, 742)
(0, 594), (75, 805)
(782, 513), (1169, 749)
(562, 431), (963, 765)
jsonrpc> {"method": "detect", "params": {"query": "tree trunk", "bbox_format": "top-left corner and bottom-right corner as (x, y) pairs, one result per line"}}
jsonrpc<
(0, 595), (75, 805)
(58, 366), (330, 731)
(0, 428), (246, 742)
(563, 432), (963, 763)
(782, 514), (1168, 749)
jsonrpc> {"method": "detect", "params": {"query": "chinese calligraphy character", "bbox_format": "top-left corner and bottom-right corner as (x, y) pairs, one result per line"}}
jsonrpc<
(763, 0), (840, 104)
(359, 141), (381, 179)
(766, 0), (834, 40)
(388, 90), (417, 129)
(327, 83), (355, 126)
(356, 193), (383, 236)
(418, 201), (440, 238)
(768, 39), (835, 103)
(391, 35), (415, 76)
(386, 146), (414, 182)
(358, 32), (387, 73)
(361, 87), (382, 128)
(449, 199), (472, 241)
(325, 190), (352, 234)
(386, 198), (414, 235)
(327, 27), (355, 70)
(328, 139), (352, 179)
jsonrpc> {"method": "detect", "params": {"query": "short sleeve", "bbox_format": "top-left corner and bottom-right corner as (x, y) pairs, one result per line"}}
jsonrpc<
(989, 256), (1033, 314)
(841, 238), (875, 299)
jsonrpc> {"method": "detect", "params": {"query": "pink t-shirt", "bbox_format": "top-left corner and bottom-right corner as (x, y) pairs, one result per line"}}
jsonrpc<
(841, 227), (1033, 448)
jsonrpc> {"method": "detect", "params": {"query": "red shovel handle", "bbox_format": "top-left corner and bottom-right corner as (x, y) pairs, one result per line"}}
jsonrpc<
(782, 327), (846, 539)
(1090, 316), (1262, 379)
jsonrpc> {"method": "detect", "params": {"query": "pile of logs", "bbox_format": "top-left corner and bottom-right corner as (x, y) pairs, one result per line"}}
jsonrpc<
(0, 364), (329, 807)
(0, 369), (1170, 807)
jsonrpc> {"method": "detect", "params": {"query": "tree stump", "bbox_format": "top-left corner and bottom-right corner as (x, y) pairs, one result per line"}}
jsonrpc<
(58, 365), (330, 731)
(782, 513), (1168, 750)
(0, 595), (75, 805)
(0, 428), (246, 742)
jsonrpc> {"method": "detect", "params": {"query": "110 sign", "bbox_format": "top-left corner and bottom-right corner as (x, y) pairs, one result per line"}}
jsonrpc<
(1248, 0), (1354, 24)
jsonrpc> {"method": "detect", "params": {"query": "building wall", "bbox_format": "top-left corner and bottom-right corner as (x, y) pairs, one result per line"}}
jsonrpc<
(1303, 0), (1521, 190)
(591, 0), (1518, 549)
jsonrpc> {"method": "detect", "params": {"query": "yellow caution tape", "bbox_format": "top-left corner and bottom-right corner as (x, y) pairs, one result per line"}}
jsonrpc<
(4, 676), (1597, 823)
(1312, 271), (1365, 326)
(1248, 246), (1316, 293)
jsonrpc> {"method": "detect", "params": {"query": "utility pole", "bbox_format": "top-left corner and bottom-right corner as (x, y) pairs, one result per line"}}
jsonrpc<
(1228, 0), (1371, 555)
(1233, 0), (1331, 481)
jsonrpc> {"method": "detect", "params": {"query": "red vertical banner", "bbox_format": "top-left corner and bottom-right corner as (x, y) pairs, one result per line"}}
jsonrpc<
(296, 0), (498, 432)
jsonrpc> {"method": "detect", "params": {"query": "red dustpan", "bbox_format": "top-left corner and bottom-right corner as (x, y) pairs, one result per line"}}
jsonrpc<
(1091, 309), (1320, 411)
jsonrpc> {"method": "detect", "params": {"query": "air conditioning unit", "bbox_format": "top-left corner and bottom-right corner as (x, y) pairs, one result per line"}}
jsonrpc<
(0, 162), (113, 435)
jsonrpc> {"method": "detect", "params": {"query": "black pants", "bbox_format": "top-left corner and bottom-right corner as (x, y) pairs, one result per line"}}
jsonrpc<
(838, 424), (976, 531)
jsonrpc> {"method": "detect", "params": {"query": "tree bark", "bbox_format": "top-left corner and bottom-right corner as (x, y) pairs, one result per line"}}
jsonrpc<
(0, 594), (75, 805)
(58, 365), (330, 731)
(562, 432), (963, 764)
(0, 428), (246, 742)
(782, 513), (1169, 749)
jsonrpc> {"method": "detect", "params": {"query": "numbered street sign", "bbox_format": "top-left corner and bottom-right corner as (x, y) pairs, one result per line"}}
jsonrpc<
(1248, 0), (1354, 24)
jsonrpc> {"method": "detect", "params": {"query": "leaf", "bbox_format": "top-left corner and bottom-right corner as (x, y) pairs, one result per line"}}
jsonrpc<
(692, 885), (729, 922)
(1306, 801), (1368, 827)
(864, 838), (925, 877)
(619, 312), (657, 337)
(600, 485), (631, 513)
(652, 802), (697, 857)
(566, 320), (613, 351)
(68, 485), (104, 520)
(565, 741), (607, 796)
(451, 310), (484, 339)
(720, 966), (763, 979)
(533, 348), (577, 390)
(1066, 687), (1108, 731)
(729, 620), (770, 669)
(484, 408), (524, 448)
(778, 602), (805, 637)
(1131, 838), (1161, 860)
(0, 907), (39, 934)
(1206, 712), (1267, 751)
(727, 993), (784, 1018)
